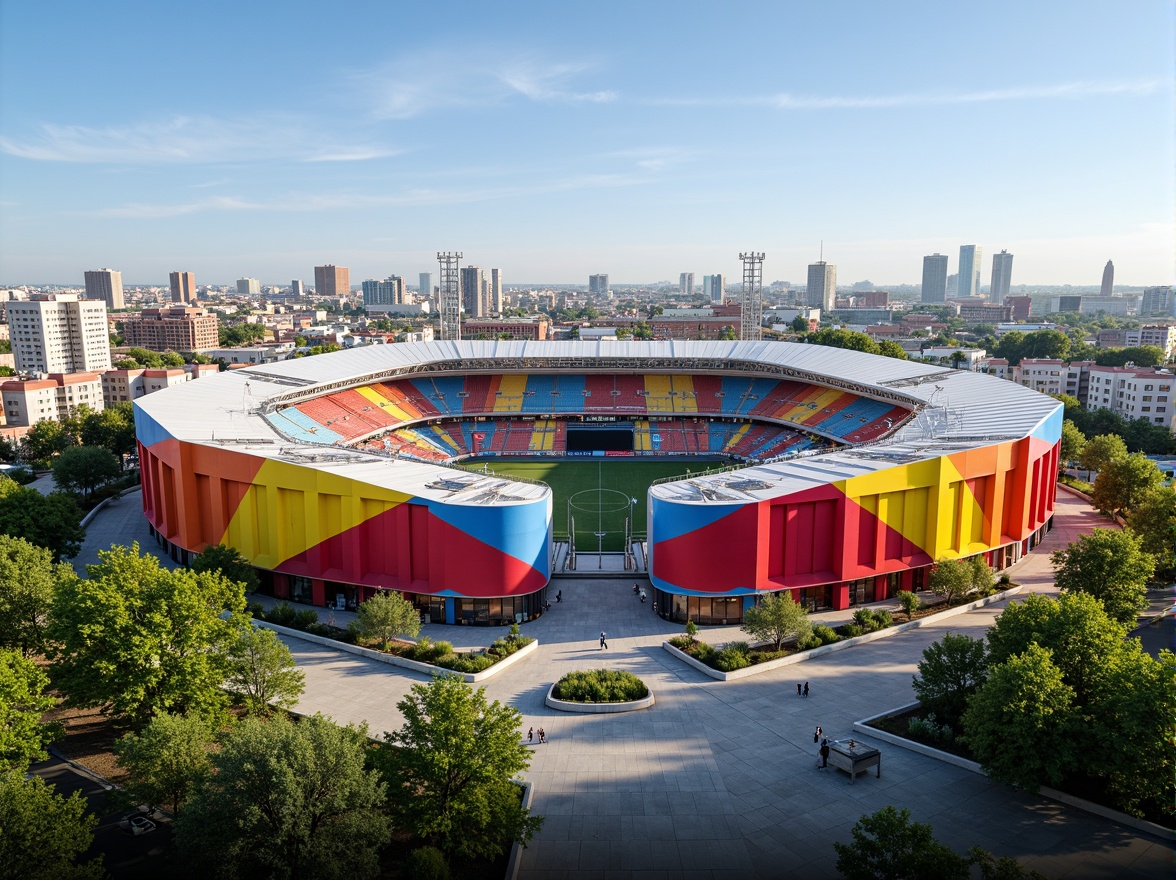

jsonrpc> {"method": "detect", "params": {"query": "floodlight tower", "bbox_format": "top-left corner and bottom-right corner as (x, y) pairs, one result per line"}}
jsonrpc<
(437, 252), (462, 341)
(739, 252), (765, 341)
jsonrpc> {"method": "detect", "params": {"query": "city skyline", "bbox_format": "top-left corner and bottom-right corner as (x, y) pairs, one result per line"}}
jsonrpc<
(0, 2), (1171, 286)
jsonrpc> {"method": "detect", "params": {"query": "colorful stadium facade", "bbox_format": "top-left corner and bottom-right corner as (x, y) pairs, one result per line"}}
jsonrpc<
(133, 341), (1061, 625)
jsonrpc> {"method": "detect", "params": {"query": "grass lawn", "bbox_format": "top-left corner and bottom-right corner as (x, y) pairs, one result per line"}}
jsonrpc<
(460, 458), (720, 549)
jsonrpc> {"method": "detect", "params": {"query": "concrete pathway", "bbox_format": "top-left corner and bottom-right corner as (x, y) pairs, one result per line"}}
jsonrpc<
(76, 491), (1171, 879)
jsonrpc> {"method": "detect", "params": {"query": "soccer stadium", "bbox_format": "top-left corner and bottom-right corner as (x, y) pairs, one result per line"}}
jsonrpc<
(133, 341), (1062, 626)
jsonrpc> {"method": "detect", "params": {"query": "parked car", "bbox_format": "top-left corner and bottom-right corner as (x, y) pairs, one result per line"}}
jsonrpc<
(128, 816), (156, 836)
(118, 812), (148, 830)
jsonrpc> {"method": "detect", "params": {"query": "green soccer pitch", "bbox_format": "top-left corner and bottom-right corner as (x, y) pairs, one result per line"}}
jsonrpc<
(459, 458), (718, 551)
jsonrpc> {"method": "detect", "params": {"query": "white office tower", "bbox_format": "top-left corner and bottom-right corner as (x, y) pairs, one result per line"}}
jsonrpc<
(291, 279), (305, 296)
(989, 251), (1013, 302)
(9, 293), (112, 374)
(679, 272), (695, 297)
(921, 254), (948, 304)
(419, 272), (433, 301)
(237, 277), (261, 296)
(806, 261), (837, 310)
(957, 245), (982, 298)
(84, 268), (124, 310)
(703, 274), (725, 304)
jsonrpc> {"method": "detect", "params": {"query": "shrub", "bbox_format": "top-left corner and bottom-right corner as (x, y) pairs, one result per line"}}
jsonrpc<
(403, 846), (449, 880)
(907, 712), (955, 746)
(812, 625), (840, 646)
(264, 602), (298, 627)
(714, 642), (752, 672)
(245, 601), (266, 618)
(898, 591), (921, 620)
(291, 609), (319, 630)
(303, 622), (334, 638)
(509, 622), (521, 639)
(7, 467), (36, 485)
(852, 609), (878, 632)
(796, 632), (821, 651)
(668, 635), (693, 651)
(841, 623), (864, 638)
(439, 653), (494, 674)
(872, 609), (893, 629)
(554, 669), (648, 702)
(684, 620), (698, 640)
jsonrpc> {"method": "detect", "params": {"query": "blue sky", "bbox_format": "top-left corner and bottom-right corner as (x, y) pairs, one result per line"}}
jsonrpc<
(1, 1), (1172, 287)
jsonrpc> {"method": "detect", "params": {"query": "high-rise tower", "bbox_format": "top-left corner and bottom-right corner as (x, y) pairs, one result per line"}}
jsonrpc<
(588, 274), (609, 296)
(314, 265), (350, 299)
(806, 261), (836, 311)
(703, 274), (725, 304)
(169, 271), (196, 304)
(460, 266), (485, 317)
(84, 268), (124, 310)
(679, 272), (695, 297)
(957, 245), (982, 298)
(1101, 260), (1114, 297)
(418, 272), (433, 301)
(990, 250), (1014, 302)
(921, 254), (948, 304)
(489, 268), (504, 313)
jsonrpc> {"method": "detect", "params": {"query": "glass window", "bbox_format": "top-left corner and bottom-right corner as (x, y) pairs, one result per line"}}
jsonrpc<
(290, 575), (313, 604)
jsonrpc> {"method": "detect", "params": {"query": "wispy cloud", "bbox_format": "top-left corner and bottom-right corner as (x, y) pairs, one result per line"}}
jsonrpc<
(87, 173), (649, 219)
(0, 115), (396, 164)
(652, 79), (1162, 110)
(601, 147), (699, 172)
(361, 51), (615, 119)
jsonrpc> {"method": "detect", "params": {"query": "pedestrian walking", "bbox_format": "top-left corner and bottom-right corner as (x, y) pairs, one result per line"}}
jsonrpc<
(527, 727), (534, 744)
(819, 738), (830, 769)
(633, 584), (640, 596)
(600, 631), (608, 650)
(538, 727), (546, 743)
(556, 590), (562, 603)
(803, 681), (809, 698)
(797, 683), (802, 697)
(813, 725), (822, 743)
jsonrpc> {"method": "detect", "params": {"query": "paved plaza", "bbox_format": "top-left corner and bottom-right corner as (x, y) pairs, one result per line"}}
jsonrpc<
(79, 491), (1172, 879)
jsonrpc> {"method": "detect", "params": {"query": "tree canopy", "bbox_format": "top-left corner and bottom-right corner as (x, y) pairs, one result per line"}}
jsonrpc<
(1050, 527), (1154, 624)
(911, 633), (988, 726)
(1125, 488), (1176, 574)
(1090, 453), (1164, 515)
(190, 544), (259, 593)
(741, 591), (811, 650)
(379, 675), (541, 860)
(352, 590), (421, 650)
(51, 445), (120, 499)
(1078, 433), (1127, 474)
(0, 649), (61, 771)
(114, 712), (214, 817)
(0, 770), (104, 880)
(23, 420), (71, 462)
(0, 534), (72, 656)
(804, 327), (880, 354)
(177, 713), (391, 880)
(224, 626), (305, 716)
(833, 806), (969, 880)
(927, 555), (990, 603)
(0, 480), (84, 561)
(49, 543), (248, 723)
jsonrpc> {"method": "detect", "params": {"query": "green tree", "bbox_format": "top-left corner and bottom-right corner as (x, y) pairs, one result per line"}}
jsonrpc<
(51, 445), (120, 499)
(833, 805), (969, 880)
(190, 543), (260, 593)
(1125, 488), (1176, 573)
(876, 340), (908, 360)
(1050, 527), (1154, 624)
(926, 556), (983, 603)
(1022, 329), (1071, 361)
(717, 325), (739, 340)
(1078, 433), (1127, 475)
(1059, 420), (1085, 471)
(352, 590), (421, 650)
(225, 627), (305, 716)
(0, 483), (84, 561)
(0, 770), (104, 880)
(1090, 453), (1164, 514)
(379, 675), (541, 860)
(160, 351), (185, 367)
(49, 543), (248, 723)
(79, 402), (137, 465)
(805, 327), (880, 355)
(23, 419), (71, 462)
(1095, 345), (1166, 368)
(126, 347), (164, 368)
(968, 847), (1048, 880)
(1121, 416), (1173, 455)
(962, 644), (1079, 791)
(790, 315), (809, 333)
(897, 589), (920, 620)
(177, 713), (391, 880)
(0, 535), (71, 656)
(993, 330), (1025, 365)
(741, 591), (811, 650)
(911, 633), (988, 726)
(0, 649), (62, 771)
(114, 711), (214, 816)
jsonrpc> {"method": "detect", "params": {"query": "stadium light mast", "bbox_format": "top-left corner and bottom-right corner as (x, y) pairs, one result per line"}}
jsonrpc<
(739, 252), (765, 341)
(437, 252), (462, 341)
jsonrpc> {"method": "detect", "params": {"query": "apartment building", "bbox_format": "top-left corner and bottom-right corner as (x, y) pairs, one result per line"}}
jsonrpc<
(2, 372), (104, 427)
(8, 294), (112, 374)
(1013, 359), (1094, 402)
(122, 306), (220, 352)
(1086, 366), (1175, 429)
(463, 318), (551, 341)
(1095, 325), (1176, 358)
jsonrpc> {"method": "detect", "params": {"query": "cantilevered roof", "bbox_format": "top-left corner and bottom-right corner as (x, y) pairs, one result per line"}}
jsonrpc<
(134, 340), (1060, 507)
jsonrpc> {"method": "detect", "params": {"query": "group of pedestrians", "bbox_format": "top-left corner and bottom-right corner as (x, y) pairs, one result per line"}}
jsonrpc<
(526, 726), (546, 744)
(796, 681), (809, 697)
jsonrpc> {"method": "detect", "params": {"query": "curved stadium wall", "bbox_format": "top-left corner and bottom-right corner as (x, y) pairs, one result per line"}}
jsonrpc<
(132, 340), (1061, 624)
